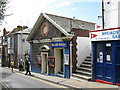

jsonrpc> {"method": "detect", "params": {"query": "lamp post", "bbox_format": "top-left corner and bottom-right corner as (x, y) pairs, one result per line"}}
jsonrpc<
(21, 27), (23, 60)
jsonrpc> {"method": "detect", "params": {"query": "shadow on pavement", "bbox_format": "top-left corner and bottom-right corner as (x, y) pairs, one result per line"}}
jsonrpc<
(0, 72), (12, 79)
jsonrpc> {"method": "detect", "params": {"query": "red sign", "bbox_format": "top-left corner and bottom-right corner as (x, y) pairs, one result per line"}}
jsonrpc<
(91, 34), (97, 38)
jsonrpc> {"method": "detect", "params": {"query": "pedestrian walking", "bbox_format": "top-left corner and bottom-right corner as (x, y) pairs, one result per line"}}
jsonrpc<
(11, 60), (14, 72)
(18, 59), (23, 71)
(25, 60), (31, 75)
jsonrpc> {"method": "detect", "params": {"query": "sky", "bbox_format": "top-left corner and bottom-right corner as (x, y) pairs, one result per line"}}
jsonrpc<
(0, 0), (101, 34)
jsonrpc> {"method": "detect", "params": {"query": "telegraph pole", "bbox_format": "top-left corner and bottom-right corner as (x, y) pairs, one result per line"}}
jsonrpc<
(102, 0), (105, 29)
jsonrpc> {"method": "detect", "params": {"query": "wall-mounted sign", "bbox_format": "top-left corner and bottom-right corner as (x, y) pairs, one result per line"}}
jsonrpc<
(90, 28), (120, 41)
(64, 54), (69, 65)
(51, 42), (69, 48)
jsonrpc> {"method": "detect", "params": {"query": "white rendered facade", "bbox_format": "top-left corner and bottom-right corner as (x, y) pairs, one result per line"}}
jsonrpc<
(104, 0), (120, 28)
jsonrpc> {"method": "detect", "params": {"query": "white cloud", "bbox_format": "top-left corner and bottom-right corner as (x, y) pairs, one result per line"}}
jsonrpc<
(72, 7), (77, 10)
(56, 0), (101, 3)
(0, 0), (56, 31)
(58, 1), (72, 6)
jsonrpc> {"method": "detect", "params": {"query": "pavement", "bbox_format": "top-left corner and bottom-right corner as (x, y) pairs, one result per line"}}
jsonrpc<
(5, 67), (120, 89)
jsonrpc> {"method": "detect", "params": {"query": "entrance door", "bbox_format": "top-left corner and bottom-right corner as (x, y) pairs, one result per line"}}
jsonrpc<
(60, 49), (64, 73)
(96, 42), (113, 83)
(54, 48), (64, 74)
(41, 52), (48, 73)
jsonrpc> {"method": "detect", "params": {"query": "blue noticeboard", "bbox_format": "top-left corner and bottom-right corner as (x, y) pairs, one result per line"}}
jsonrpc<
(51, 42), (69, 48)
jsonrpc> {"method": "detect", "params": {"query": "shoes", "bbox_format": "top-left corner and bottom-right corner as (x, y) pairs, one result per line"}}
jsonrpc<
(25, 74), (27, 75)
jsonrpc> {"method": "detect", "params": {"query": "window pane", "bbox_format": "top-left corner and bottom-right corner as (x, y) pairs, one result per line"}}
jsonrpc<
(97, 43), (103, 63)
(106, 43), (112, 63)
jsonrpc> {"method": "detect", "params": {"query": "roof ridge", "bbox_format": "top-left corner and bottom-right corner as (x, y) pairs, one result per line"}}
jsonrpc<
(45, 13), (95, 24)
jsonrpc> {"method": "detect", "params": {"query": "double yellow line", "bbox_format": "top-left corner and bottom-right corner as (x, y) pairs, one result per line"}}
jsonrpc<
(0, 78), (11, 90)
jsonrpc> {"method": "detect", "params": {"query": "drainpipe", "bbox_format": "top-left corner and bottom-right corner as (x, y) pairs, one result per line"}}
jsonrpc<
(70, 41), (73, 76)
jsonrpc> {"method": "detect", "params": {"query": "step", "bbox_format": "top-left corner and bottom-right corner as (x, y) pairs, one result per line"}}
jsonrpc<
(81, 64), (92, 68)
(78, 67), (92, 72)
(83, 61), (92, 64)
(85, 58), (92, 61)
(70, 76), (87, 82)
(75, 70), (92, 76)
(72, 73), (91, 80)
(86, 55), (92, 58)
(56, 74), (64, 78)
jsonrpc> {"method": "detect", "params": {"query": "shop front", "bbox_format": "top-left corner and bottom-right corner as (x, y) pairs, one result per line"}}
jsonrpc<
(90, 27), (120, 85)
(51, 42), (70, 78)
(31, 41), (71, 78)
(27, 13), (72, 78)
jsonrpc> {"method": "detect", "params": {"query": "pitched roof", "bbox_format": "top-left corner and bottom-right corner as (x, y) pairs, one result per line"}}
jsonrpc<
(15, 28), (32, 34)
(46, 13), (95, 32)
(27, 13), (95, 41)
(7, 27), (31, 36)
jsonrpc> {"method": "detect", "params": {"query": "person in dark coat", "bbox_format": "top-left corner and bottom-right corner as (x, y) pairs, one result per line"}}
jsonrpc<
(25, 60), (31, 75)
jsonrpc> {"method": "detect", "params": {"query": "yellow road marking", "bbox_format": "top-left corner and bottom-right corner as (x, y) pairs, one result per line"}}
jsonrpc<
(16, 72), (68, 88)
(5, 67), (69, 88)
(0, 78), (12, 90)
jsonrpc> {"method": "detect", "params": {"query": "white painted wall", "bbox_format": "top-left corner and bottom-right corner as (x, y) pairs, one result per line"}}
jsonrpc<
(104, 0), (120, 28)
(17, 34), (30, 59)
(118, 1), (120, 27)
(76, 37), (91, 68)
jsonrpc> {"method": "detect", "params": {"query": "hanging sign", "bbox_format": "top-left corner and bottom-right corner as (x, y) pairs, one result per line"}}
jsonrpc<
(90, 28), (120, 41)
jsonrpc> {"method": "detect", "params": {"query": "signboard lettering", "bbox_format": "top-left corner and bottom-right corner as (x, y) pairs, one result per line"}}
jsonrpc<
(90, 29), (120, 41)
(51, 42), (68, 48)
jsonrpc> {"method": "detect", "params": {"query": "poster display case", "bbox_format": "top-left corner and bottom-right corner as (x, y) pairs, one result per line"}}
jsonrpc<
(47, 56), (55, 67)
(36, 55), (42, 64)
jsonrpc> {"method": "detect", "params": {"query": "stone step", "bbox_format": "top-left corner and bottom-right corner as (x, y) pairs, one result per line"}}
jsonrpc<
(72, 73), (91, 80)
(83, 61), (92, 64)
(75, 70), (92, 76)
(80, 64), (92, 68)
(86, 55), (92, 58)
(78, 67), (92, 72)
(85, 58), (92, 62)
(70, 76), (87, 82)
(56, 73), (64, 78)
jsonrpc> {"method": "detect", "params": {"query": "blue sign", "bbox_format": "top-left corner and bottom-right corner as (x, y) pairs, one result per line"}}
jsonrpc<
(51, 42), (69, 48)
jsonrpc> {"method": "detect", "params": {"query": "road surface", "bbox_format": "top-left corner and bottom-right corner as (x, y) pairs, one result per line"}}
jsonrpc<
(0, 66), (69, 89)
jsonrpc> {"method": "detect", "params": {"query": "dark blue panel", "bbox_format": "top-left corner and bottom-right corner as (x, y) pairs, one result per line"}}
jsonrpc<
(116, 65), (120, 83)
(32, 67), (41, 73)
(104, 66), (112, 82)
(116, 46), (120, 83)
(92, 42), (97, 81)
(64, 65), (70, 78)
(30, 44), (33, 70)
(64, 47), (69, 54)
(96, 64), (104, 80)
(111, 41), (117, 85)
(116, 47), (120, 64)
